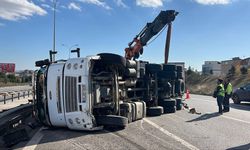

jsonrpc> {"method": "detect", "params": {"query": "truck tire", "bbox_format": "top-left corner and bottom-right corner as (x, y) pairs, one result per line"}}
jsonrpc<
(177, 72), (184, 79)
(95, 115), (128, 128)
(158, 71), (177, 80)
(232, 94), (241, 104)
(159, 99), (176, 107)
(175, 79), (184, 95)
(145, 64), (162, 74)
(97, 53), (126, 67)
(181, 81), (185, 94)
(176, 98), (182, 110)
(162, 64), (176, 71)
(164, 106), (176, 113)
(176, 66), (183, 72)
(146, 106), (163, 116)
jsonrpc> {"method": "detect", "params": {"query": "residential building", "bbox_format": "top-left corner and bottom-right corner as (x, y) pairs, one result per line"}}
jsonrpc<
(202, 61), (221, 76)
(203, 57), (250, 76)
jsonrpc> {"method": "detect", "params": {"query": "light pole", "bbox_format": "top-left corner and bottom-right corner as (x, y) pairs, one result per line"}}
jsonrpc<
(62, 44), (79, 58)
(69, 44), (79, 58)
(52, 0), (57, 62)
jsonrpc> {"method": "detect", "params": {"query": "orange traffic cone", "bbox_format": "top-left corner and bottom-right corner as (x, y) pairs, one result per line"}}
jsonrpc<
(185, 89), (190, 99)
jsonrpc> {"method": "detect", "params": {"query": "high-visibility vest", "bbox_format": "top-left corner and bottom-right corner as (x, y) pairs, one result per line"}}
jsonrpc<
(226, 83), (233, 95)
(217, 83), (225, 97)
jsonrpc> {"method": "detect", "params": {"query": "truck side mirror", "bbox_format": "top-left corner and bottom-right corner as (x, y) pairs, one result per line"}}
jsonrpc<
(71, 48), (80, 58)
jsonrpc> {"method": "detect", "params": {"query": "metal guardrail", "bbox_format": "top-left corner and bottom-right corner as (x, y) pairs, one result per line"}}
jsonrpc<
(0, 90), (33, 104)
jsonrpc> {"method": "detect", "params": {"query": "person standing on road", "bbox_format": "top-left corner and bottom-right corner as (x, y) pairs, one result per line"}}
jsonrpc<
(213, 78), (225, 114)
(223, 78), (233, 112)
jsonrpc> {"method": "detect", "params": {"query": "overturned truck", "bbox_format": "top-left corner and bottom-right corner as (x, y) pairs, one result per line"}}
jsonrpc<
(33, 10), (185, 130)
(34, 54), (185, 130)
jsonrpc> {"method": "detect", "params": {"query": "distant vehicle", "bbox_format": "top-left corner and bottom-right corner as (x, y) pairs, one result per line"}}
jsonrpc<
(232, 83), (250, 104)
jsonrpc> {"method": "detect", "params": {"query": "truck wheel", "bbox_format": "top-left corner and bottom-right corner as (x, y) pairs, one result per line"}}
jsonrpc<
(232, 94), (241, 104)
(175, 79), (184, 96)
(159, 99), (176, 107)
(95, 115), (128, 128)
(146, 106), (163, 116)
(164, 106), (176, 113)
(176, 98), (182, 110)
(176, 66), (183, 72)
(177, 72), (184, 79)
(181, 81), (185, 94)
(162, 64), (176, 71)
(158, 71), (177, 80)
(97, 53), (126, 67)
(145, 64), (162, 74)
(176, 104), (182, 111)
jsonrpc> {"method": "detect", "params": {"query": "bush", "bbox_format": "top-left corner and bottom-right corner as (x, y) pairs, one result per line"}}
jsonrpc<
(7, 74), (16, 82)
(228, 66), (236, 76)
(240, 67), (248, 75)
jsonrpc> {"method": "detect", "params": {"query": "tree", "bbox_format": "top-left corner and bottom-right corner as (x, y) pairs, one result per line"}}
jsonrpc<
(186, 66), (194, 76)
(0, 72), (5, 78)
(7, 74), (16, 82)
(228, 66), (236, 76)
(240, 67), (248, 75)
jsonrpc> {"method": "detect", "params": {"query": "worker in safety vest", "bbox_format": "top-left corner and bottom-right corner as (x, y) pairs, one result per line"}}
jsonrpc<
(223, 78), (233, 112)
(214, 78), (225, 114)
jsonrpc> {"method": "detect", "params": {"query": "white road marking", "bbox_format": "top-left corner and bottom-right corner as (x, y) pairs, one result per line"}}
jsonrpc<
(204, 111), (250, 125)
(190, 96), (250, 124)
(23, 127), (44, 150)
(144, 118), (200, 150)
(222, 115), (250, 124)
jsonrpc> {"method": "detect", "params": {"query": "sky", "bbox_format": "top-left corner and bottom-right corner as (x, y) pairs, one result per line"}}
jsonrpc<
(0, 0), (250, 71)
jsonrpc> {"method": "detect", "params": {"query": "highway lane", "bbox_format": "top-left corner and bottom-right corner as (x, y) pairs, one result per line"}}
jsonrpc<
(14, 94), (250, 150)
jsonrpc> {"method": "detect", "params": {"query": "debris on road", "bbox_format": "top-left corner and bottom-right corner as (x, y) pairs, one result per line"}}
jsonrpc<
(182, 102), (201, 115)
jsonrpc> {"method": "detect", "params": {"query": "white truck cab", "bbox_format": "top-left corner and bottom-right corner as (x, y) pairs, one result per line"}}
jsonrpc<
(46, 56), (103, 130)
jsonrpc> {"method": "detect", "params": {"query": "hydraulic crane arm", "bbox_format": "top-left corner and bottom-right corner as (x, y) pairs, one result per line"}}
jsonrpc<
(125, 10), (178, 60)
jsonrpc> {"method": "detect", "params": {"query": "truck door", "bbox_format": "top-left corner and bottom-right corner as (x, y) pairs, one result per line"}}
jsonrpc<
(47, 63), (66, 127)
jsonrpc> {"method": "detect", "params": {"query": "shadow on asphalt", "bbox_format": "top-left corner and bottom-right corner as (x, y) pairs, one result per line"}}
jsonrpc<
(12, 126), (124, 149)
(230, 102), (250, 111)
(186, 112), (220, 122)
(226, 143), (250, 150)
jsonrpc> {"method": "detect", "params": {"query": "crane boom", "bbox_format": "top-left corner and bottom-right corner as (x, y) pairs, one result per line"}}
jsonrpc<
(125, 10), (178, 60)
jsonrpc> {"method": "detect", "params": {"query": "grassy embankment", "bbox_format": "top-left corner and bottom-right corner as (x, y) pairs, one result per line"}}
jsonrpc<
(186, 68), (250, 96)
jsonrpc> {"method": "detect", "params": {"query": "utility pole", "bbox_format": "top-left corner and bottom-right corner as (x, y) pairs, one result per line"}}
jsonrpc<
(52, 0), (57, 62)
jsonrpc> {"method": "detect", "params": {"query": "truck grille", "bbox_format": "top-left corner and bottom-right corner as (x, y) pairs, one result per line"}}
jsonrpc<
(65, 76), (78, 112)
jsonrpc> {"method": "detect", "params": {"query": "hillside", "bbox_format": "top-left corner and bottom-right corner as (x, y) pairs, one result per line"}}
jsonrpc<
(185, 70), (250, 96)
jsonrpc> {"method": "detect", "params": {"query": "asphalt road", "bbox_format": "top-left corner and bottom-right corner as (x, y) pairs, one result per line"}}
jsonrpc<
(14, 94), (250, 150)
